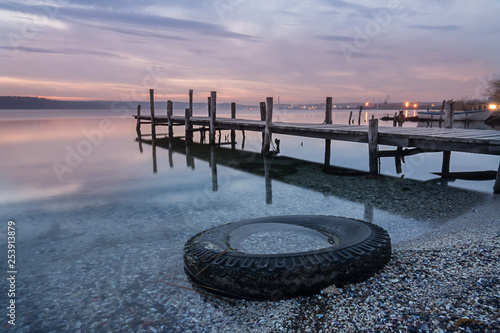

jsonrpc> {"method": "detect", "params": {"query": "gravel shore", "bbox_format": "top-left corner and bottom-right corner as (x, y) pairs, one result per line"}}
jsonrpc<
(273, 195), (500, 332)
(3, 193), (498, 332)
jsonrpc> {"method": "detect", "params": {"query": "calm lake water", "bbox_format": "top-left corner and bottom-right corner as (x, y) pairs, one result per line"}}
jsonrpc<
(0, 108), (498, 331)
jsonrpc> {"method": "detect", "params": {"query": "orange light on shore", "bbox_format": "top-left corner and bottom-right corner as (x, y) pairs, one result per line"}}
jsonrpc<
(489, 104), (498, 110)
(365, 101), (369, 107)
(404, 101), (410, 108)
(413, 103), (418, 108)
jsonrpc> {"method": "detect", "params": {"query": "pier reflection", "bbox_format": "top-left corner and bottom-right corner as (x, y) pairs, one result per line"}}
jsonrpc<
(136, 134), (488, 222)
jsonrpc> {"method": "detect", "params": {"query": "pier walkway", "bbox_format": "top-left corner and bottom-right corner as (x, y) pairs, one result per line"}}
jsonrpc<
(133, 91), (500, 193)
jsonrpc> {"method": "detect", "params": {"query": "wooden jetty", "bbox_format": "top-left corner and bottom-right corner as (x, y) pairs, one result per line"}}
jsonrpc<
(134, 89), (500, 193)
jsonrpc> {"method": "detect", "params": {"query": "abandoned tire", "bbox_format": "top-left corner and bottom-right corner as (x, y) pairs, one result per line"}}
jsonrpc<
(183, 215), (391, 300)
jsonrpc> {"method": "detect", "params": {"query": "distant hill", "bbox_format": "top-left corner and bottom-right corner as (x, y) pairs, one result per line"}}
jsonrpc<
(0, 96), (136, 109)
(0, 96), (255, 111)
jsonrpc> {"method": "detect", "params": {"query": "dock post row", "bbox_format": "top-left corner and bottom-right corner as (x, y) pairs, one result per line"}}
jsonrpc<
(135, 89), (500, 194)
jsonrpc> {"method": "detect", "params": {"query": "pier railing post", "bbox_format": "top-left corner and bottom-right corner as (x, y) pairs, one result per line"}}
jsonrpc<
(209, 91), (217, 144)
(368, 118), (379, 175)
(263, 97), (273, 155)
(325, 97), (332, 124)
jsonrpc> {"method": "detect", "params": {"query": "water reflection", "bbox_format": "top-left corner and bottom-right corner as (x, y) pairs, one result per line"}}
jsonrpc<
(138, 134), (488, 222)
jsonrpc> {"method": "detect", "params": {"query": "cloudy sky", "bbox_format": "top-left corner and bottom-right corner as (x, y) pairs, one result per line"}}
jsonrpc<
(0, 0), (498, 104)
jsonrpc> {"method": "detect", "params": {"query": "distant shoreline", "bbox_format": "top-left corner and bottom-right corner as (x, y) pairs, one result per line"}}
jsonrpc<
(0, 96), (438, 110)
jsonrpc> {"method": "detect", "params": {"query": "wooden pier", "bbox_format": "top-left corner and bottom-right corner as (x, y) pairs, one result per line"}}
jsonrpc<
(134, 89), (500, 193)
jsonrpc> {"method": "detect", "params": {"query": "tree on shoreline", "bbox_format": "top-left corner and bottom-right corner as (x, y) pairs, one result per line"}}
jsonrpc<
(486, 78), (500, 102)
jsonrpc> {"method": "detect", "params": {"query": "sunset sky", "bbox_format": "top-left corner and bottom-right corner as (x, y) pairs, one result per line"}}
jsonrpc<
(0, 0), (499, 104)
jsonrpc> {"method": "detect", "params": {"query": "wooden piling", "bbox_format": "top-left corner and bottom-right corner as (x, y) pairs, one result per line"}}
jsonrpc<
(209, 91), (216, 144)
(149, 89), (156, 143)
(368, 118), (379, 175)
(263, 97), (273, 155)
(395, 146), (403, 174)
(264, 157), (272, 204)
(442, 151), (451, 176)
(260, 102), (266, 151)
(438, 100), (445, 128)
(185, 108), (192, 132)
(211, 145), (218, 191)
(135, 105), (142, 134)
(494, 161), (500, 194)
(260, 102), (266, 121)
(324, 139), (331, 166)
(358, 106), (363, 125)
(444, 100), (454, 129)
(167, 100), (173, 136)
(231, 102), (236, 149)
(325, 97), (333, 124)
(189, 89), (193, 117)
(348, 111), (353, 125)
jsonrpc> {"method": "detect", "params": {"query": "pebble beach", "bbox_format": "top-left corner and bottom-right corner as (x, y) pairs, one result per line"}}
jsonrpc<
(5, 194), (498, 333)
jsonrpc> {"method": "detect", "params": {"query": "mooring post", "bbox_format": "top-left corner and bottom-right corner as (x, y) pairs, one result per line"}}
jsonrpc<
(358, 106), (363, 125)
(263, 97), (273, 155)
(444, 100), (454, 129)
(494, 161), (500, 194)
(325, 97), (333, 124)
(368, 118), (379, 175)
(209, 91), (217, 144)
(231, 102), (236, 149)
(348, 111), (353, 125)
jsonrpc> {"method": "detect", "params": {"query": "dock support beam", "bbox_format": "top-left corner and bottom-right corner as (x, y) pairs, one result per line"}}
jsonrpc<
(263, 97), (273, 155)
(209, 91), (217, 144)
(494, 161), (500, 194)
(368, 118), (379, 175)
